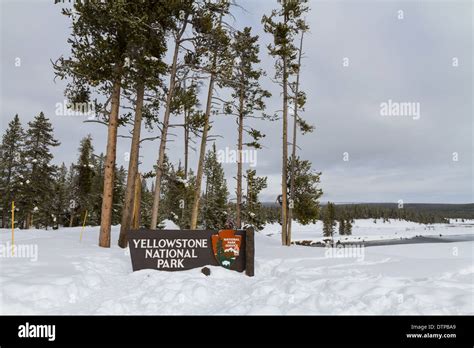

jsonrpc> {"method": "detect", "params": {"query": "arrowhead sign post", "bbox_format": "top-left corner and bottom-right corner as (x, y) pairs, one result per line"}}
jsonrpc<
(127, 228), (254, 276)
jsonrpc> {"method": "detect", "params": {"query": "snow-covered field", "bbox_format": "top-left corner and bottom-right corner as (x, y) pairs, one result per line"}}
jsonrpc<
(0, 219), (472, 315)
(262, 218), (474, 244)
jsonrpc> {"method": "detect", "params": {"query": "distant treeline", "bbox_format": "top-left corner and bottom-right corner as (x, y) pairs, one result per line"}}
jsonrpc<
(261, 202), (474, 224)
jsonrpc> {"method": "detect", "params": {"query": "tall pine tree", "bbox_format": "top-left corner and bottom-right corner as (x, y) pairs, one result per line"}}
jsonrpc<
(21, 112), (60, 229)
(262, 0), (309, 245)
(288, 21), (313, 244)
(0, 115), (26, 228)
(118, 0), (175, 246)
(149, 0), (194, 230)
(225, 27), (271, 229)
(189, 0), (232, 229)
(54, 1), (142, 246)
(74, 135), (95, 221)
(202, 143), (228, 229)
(242, 169), (268, 231)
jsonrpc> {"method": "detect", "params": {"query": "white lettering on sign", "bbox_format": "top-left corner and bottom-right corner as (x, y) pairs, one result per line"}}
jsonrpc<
(157, 259), (185, 268)
(145, 248), (197, 259)
(133, 238), (208, 269)
(137, 238), (208, 249)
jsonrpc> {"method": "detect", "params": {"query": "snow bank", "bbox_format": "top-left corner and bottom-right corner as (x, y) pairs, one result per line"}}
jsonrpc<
(0, 220), (472, 314)
(162, 219), (180, 230)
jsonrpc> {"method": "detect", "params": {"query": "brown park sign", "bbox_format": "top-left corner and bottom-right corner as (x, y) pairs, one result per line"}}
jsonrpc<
(127, 228), (254, 276)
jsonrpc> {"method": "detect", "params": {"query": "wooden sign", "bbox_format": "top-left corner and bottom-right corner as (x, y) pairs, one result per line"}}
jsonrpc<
(127, 228), (254, 276)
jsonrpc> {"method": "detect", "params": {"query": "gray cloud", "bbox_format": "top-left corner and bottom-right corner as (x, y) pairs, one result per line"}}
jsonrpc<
(1, 0), (472, 203)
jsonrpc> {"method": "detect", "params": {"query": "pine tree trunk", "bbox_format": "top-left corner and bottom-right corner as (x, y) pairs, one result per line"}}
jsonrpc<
(25, 212), (31, 230)
(99, 71), (122, 248)
(184, 107), (189, 179)
(150, 39), (181, 230)
(281, 56), (289, 246)
(236, 89), (244, 229)
(247, 171), (253, 217)
(118, 81), (144, 248)
(287, 31), (304, 246)
(69, 213), (74, 227)
(132, 172), (142, 229)
(190, 69), (216, 230)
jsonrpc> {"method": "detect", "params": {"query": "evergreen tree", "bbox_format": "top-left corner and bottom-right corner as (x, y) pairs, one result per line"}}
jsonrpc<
(148, 154), (173, 229)
(51, 163), (69, 228)
(112, 165), (126, 226)
(286, 156), (322, 224)
(225, 27), (271, 229)
(21, 112), (60, 229)
(177, 80), (202, 179)
(74, 135), (95, 218)
(338, 218), (345, 236)
(118, 0), (177, 246)
(139, 180), (153, 229)
(159, 159), (179, 224)
(160, 163), (196, 229)
(288, 21), (313, 244)
(54, 1), (153, 246)
(0, 114), (26, 228)
(344, 219), (352, 235)
(149, 0), (194, 230)
(201, 143), (228, 229)
(65, 163), (79, 227)
(179, 169), (197, 229)
(242, 169), (268, 231)
(262, 0), (309, 245)
(322, 202), (336, 238)
(190, 0), (232, 229)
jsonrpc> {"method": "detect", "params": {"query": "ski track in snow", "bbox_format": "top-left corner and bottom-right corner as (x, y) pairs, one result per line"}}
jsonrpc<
(0, 219), (472, 315)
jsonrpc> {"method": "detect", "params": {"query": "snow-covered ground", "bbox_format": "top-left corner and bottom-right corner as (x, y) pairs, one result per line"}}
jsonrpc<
(262, 218), (474, 244)
(0, 219), (472, 315)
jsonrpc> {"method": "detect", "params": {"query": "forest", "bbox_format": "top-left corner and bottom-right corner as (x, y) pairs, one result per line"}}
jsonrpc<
(0, 0), (322, 248)
(0, 0), (471, 248)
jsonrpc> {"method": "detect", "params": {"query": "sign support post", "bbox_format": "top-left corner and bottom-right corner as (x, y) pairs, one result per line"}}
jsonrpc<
(245, 227), (255, 277)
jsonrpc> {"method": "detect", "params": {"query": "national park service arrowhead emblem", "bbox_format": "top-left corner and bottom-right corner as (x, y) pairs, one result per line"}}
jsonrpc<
(212, 230), (242, 269)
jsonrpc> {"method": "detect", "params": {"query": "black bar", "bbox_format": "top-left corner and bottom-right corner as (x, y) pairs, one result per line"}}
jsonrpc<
(0, 315), (472, 346)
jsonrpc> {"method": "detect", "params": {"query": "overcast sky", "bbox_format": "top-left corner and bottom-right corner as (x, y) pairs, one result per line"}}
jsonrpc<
(1, 0), (472, 203)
